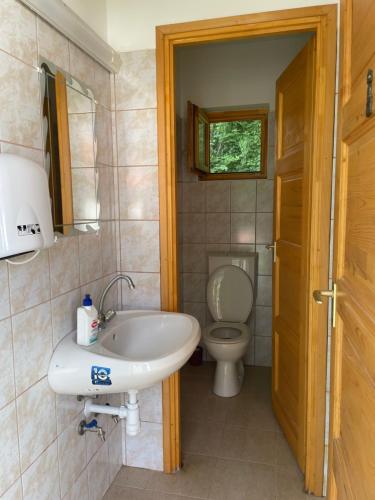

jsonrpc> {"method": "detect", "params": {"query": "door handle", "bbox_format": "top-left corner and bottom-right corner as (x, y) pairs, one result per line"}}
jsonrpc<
(266, 242), (277, 263)
(313, 283), (337, 328)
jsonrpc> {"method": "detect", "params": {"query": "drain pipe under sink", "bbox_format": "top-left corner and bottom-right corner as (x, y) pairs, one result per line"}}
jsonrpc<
(84, 390), (140, 436)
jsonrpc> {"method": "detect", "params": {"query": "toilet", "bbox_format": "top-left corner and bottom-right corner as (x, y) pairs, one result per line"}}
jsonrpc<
(203, 253), (256, 397)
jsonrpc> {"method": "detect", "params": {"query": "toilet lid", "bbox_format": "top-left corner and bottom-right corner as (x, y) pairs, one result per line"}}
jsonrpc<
(207, 265), (253, 322)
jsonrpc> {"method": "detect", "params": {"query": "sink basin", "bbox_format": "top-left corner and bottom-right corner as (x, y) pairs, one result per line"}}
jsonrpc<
(48, 310), (201, 395)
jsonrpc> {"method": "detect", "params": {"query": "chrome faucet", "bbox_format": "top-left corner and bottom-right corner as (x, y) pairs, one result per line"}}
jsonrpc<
(98, 274), (135, 325)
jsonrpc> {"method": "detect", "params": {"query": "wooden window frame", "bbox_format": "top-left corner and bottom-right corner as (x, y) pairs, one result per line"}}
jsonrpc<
(188, 106), (268, 180)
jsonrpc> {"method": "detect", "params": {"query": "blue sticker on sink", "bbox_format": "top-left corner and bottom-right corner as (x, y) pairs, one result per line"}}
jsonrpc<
(91, 366), (112, 385)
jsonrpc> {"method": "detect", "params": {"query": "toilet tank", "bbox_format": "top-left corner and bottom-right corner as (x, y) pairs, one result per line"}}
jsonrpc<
(208, 252), (257, 286)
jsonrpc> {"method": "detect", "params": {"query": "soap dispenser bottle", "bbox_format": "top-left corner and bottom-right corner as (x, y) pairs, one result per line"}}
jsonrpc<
(77, 294), (99, 346)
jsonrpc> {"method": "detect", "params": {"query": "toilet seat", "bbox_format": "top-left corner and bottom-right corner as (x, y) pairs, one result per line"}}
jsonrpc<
(207, 265), (253, 323)
(204, 321), (251, 344)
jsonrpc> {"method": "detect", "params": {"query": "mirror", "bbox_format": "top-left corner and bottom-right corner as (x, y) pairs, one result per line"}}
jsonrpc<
(41, 59), (101, 234)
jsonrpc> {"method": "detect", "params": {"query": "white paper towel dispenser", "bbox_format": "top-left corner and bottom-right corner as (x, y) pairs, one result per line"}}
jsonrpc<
(0, 153), (54, 259)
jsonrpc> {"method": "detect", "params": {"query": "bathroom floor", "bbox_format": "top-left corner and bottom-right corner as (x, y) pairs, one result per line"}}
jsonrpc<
(105, 363), (310, 499)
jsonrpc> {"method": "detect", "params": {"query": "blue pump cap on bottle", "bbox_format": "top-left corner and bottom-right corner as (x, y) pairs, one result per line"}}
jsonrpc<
(82, 294), (92, 307)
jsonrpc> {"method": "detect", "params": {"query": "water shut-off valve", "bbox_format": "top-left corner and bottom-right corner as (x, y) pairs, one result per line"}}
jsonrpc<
(78, 418), (106, 442)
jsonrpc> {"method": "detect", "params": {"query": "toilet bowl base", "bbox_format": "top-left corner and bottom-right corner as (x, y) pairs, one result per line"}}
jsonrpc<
(213, 360), (244, 397)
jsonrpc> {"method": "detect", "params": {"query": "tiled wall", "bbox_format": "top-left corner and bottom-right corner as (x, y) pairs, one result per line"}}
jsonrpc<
(112, 50), (163, 471)
(176, 115), (275, 367)
(0, 1), (121, 498)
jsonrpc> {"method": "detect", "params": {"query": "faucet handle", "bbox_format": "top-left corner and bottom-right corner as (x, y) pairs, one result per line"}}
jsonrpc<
(104, 310), (116, 322)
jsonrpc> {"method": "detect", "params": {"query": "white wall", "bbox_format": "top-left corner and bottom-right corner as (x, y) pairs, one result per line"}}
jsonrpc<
(106, 0), (337, 51)
(176, 35), (311, 113)
(63, 0), (108, 41)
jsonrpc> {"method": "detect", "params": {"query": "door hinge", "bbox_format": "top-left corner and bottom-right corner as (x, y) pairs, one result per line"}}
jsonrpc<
(313, 283), (337, 328)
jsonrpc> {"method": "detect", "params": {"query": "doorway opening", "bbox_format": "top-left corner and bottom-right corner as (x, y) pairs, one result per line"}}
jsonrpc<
(157, 6), (337, 496)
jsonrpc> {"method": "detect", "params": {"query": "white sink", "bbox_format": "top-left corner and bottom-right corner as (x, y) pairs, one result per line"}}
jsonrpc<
(48, 310), (201, 395)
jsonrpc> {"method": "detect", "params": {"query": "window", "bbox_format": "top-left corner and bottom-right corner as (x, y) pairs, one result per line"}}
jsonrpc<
(187, 102), (268, 180)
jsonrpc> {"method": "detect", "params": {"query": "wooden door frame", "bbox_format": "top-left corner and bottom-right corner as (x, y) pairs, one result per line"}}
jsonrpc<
(156, 5), (337, 495)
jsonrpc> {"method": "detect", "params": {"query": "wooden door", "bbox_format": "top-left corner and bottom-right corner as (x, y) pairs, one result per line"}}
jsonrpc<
(328, 1), (375, 497)
(272, 38), (315, 471)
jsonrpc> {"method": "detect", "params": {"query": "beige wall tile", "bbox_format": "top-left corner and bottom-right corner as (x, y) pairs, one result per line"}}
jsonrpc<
(255, 336), (273, 367)
(257, 179), (274, 212)
(0, 319), (15, 409)
(96, 105), (113, 165)
(93, 65), (111, 110)
(51, 288), (81, 347)
(183, 302), (206, 329)
(255, 212), (273, 244)
(183, 182), (206, 213)
(0, 261), (10, 320)
(116, 50), (156, 110)
(230, 213), (256, 244)
(0, 402), (20, 496)
(0, 51), (42, 148)
(0, 142), (43, 164)
(87, 443), (110, 500)
(116, 109), (157, 166)
(49, 236), (80, 298)
(8, 250), (50, 315)
(63, 469), (88, 500)
(256, 244), (273, 275)
(230, 243), (255, 254)
(0, 10), (119, 499)
(255, 306), (272, 337)
(182, 213), (206, 244)
(182, 244), (207, 273)
(126, 422), (163, 471)
(68, 42), (95, 90)
(206, 181), (230, 213)
(37, 18), (69, 72)
(256, 276), (272, 307)
(120, 221), (160, 272)
(108, 424), (123, 484)
(111, 111), (118, 166)
(12, 302), (52, 395)
(0, 0), (37, 66)
(206, 213), (230, 244)
(98, 168), (115, 221)
(231, 180), (256, 213)
(58, 413), (87, 497)
(121, 273), (160, 310)
(79, 232), (103, 285)
(101, 222), (117, 275)
(86, 411), (109, 463)
(182, 273), (207, 303)
(206, 243), (230, 254)
(22, 441), (60, 500)
(81, 276), (115, 312)
(1, 479), (23, 500)
(118, 167), (159, 220)
(138, 383), (162, 424)
(56, 393), (84, 435)
(17, 377), (56, 472)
